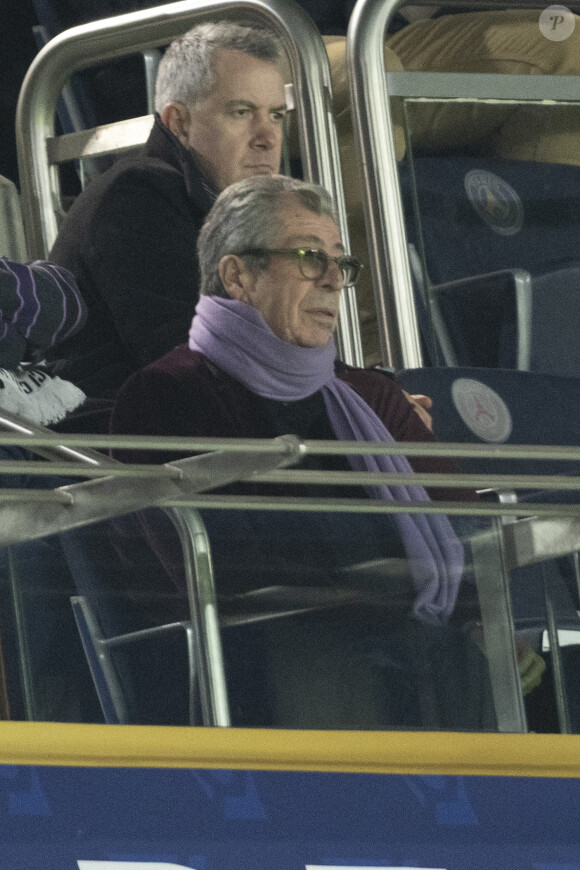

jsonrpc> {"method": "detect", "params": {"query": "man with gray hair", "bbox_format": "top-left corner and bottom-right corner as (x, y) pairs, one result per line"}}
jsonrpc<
(48, 21), (288, 400)
(111, 174), (494, 731)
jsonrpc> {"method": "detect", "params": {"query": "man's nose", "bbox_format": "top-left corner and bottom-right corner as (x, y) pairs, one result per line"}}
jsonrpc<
(251, 115), (279, 149)
(320, 259), (344, 293)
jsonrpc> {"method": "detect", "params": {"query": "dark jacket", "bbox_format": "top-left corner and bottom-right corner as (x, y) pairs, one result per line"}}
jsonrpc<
(48, 116), (215, 399)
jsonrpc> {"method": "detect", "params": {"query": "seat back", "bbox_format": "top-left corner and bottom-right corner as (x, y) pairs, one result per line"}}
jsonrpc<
(1, 532), (101, 722)
(527, 266), (580, 379)
(61, 515), (194, 725)
(414, 266), (531, 370)
(402, 155), (580, 283)
(401, 156), (580, 376)
(396, 366), (580, 478)
(396, 366), (580, 644)
(0, 460), (100, 722)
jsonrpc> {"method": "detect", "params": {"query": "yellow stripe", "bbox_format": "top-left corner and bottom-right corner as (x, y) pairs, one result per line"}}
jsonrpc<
(2, 722), (580, 778)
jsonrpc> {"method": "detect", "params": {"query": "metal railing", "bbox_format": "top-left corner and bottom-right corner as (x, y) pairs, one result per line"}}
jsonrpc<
(1, 427), (580, 542)
(346, 0), (580, 369)
(2, 415), (580, 732)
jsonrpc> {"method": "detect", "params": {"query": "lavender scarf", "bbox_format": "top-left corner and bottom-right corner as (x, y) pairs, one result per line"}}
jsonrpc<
(189, 296), (463, 624)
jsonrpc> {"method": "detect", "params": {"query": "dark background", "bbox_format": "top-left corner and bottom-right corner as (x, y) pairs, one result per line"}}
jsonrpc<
(1, 2), (38, 186)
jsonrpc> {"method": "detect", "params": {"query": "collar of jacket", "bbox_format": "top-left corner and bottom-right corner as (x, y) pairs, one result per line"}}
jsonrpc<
(145, 113), (217, 214)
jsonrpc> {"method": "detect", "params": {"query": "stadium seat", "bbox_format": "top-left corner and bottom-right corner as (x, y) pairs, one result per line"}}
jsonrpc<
(401, 156), (580, 376)
(409, 257), (532, 370)
(395, 366), (580, 479)
(62, 511), (199, 726)
(396, 365), (580, 730)
(0, 443), (100, 722)
(60, 494), (524, 731)
(1, 533), (100, 722)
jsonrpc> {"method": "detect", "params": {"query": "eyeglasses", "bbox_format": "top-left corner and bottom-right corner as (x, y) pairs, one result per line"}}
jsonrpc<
(232, 247), (363, 287)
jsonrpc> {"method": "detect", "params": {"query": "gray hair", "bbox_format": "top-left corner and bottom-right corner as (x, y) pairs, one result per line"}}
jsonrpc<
(155, 21), (283, 113)
(197, 175), (339, 299)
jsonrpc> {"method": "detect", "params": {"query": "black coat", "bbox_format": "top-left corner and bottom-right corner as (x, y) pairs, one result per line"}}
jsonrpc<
(48, 115), (215, 398)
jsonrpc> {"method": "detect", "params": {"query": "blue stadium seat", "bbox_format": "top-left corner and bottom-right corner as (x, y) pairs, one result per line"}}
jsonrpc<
(61, 513), (196, 726)
(0, 456), (100, 723)
(396, 366), (580, 480)
(411, 263), (531, 370)
(401, 156), (580, 376)
(1, 533), (101, 722)
(396, 365), (580, 730)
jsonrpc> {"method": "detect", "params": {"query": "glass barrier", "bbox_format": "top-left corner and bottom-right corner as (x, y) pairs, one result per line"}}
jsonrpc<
(399, 96), (580, 378)
(346, 0), (580, 370)
(1, 429), (579, 734)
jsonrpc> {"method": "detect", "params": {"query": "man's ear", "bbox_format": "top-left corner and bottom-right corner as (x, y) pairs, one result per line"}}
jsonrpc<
(218, 255), (252, 302)
(160, 103), (191, 146)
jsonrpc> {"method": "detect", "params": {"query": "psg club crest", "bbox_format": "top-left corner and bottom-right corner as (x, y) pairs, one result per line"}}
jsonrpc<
(451, 378), (513, 443)
(464, 169), (524, 237)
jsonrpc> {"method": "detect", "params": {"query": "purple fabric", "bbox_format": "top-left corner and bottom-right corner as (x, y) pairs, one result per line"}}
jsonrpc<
(189, 295), (463, 624)
(0, 259), (86, 368)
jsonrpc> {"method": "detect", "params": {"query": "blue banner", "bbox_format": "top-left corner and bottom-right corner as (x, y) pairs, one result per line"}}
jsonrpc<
(1, 764), (580, 869)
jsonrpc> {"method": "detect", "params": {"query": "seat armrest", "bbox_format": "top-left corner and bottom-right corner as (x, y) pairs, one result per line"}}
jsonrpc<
(428, 268), (532, 370)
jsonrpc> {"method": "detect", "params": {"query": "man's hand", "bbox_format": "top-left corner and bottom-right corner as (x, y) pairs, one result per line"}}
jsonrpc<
(402, 390), (433, 432)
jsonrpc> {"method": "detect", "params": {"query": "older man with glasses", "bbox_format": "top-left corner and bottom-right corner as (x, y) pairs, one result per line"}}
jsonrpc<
(110, 174), (494, 731)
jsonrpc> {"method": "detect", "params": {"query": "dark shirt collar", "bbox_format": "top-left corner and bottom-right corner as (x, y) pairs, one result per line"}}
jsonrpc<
(146, 113), (217, 212)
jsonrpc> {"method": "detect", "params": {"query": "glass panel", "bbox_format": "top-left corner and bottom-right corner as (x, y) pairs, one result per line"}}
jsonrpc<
(398, 97), (580, 376)
(0, 530), (100, 723)
(3, 498), (578, 733)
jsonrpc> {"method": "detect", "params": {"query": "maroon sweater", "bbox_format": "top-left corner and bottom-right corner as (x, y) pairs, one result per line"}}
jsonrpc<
(109, 346), (477, 616)
(111, 344), (465, 500)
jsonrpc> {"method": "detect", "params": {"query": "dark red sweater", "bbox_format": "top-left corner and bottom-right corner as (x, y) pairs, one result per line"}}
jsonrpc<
(109, 346), (477, 615)
(111, 344), (466, 500)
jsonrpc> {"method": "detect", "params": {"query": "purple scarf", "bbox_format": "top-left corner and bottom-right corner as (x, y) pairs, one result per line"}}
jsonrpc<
(189, 296), (463, 624)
